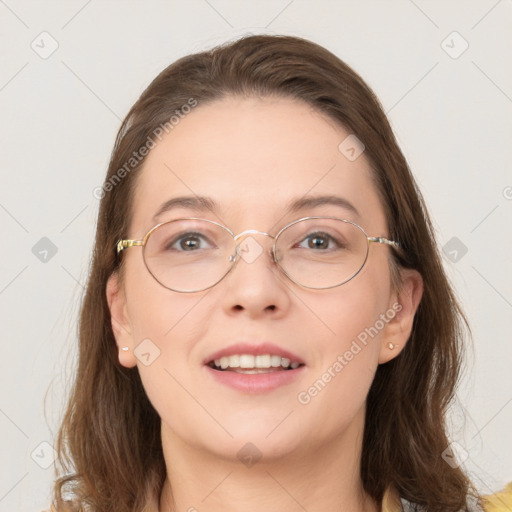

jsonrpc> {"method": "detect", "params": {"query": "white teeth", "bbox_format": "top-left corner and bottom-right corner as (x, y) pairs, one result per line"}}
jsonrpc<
(240, 354), (255, 368)
(271, 355), (282, 367)
(210, 354), (302, 371)
(232, 368), (275, 374)
(256, 354), (271, 367)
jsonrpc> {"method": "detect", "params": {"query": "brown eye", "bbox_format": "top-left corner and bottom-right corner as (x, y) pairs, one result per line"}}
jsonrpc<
(165, 232), (211, 251)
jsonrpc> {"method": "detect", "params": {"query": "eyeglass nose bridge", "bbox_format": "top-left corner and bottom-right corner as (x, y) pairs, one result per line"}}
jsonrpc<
(234, 229), (273, 240)
(230, 229), (278, 264)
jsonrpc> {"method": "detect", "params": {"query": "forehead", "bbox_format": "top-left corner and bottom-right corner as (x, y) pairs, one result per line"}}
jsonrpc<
(130, 96), (385, 234)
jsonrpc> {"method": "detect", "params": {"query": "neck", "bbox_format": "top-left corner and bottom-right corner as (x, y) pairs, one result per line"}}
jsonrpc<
(154, 407), (379, 512)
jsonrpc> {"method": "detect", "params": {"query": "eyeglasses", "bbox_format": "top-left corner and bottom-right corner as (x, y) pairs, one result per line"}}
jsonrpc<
(116, 216), (399, 293)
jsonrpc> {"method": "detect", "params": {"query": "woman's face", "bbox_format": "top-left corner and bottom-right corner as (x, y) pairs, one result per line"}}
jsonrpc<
(107, 96), (421, 463)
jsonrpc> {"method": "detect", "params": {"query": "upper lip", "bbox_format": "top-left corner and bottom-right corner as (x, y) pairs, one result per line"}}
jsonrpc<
(204, 342), (306, 365)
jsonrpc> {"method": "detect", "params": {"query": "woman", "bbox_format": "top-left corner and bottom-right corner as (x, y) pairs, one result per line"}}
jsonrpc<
(49, 34), (509, 512)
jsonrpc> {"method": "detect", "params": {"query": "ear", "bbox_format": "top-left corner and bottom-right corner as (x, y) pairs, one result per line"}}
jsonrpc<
(106, 271), (137, 368)
(379, 268), (424, 364)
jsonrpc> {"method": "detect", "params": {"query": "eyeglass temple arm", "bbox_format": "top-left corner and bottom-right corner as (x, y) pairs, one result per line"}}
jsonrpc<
(116, 239), (143, 254)
(368, 236), (400, 248)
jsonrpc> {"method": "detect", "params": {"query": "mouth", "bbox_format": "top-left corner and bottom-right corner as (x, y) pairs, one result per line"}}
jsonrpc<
(206, 354), (306, 374)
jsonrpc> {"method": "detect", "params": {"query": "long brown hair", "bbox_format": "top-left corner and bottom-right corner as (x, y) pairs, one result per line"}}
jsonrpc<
(52, 34), (478, 512)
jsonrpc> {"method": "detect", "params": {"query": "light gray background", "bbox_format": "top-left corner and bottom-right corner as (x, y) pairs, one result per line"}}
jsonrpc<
(1, 1), (511, 510)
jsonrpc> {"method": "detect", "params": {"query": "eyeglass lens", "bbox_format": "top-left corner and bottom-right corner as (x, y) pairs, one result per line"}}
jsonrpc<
(143, 218), (369, 292)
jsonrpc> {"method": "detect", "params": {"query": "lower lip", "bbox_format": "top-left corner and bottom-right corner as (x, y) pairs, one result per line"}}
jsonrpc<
(204, 364), (306, 393)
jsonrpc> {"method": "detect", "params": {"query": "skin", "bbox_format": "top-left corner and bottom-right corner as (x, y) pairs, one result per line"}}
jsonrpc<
(106, 96), (423, 512)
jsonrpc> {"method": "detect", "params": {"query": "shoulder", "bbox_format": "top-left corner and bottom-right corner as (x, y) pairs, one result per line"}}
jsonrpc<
(382, 482), (512, 512)
(481, 481), (512, 512)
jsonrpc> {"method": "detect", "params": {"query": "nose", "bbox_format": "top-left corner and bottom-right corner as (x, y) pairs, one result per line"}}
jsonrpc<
(222, 231), (290, 316)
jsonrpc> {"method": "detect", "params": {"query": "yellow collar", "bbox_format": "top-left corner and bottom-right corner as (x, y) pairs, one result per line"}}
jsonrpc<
(381, 485), (403, 512)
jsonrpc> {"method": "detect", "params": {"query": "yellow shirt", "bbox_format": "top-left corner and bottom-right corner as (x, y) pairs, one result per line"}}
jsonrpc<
(381, 482), (512, 512)
(481, 482), (512, 512)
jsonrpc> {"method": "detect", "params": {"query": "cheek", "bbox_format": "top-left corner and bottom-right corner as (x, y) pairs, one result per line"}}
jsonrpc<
(297, 264), (392, 424)
(124, 276), (209, 431)
(312, 287), (383, 385)
(123, 258), (210, 409)
(316, 264), (392, 358)
(124, 255), (200, 341)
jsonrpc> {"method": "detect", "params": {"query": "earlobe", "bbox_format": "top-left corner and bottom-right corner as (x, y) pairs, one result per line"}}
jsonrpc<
(106, 272), (138, 368)
(379, 269), (424, 364)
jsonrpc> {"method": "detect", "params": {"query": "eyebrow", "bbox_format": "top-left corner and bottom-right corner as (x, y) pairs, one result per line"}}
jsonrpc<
(152, 194), (360, 223)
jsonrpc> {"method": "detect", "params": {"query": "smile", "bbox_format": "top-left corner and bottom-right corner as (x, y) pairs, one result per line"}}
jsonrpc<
(207, 354), (304, 372)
